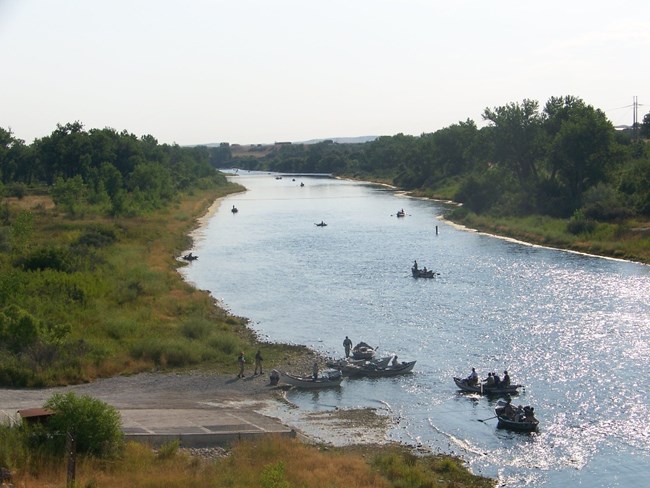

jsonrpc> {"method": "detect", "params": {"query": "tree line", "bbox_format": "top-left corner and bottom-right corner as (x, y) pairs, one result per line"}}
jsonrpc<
(1, 122), (227, 216)
(218, 96), (650, 224)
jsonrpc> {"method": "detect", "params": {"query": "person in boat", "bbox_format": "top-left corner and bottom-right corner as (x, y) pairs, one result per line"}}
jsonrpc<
(343, 336), (353, 358)
(501, 370), (511, 387)
(502, 398), (516, 420)
(413, 260), (418, 270)
(493, 372), (501, 387)
(523, 406), (537, 423)
(392, 355), (399, 367)
(466, 367), (479, 386)
(312, 361), (319, 381)
(484, 372), (494, 387)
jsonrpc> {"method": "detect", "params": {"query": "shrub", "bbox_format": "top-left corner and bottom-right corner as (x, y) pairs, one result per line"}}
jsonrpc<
(567, 210), (596, 235)
(13, 247), (74, 272)
(43, 392), (123, 458)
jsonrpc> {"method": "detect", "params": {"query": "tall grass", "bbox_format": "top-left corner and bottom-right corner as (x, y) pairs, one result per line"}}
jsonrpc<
(2, 436), (493, 488)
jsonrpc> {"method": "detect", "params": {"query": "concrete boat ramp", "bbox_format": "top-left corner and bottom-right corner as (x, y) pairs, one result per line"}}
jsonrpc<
(120, 407), (295, 447)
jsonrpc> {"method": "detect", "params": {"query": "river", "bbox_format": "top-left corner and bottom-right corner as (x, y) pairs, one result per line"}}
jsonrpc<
(180, 172), (650, 487)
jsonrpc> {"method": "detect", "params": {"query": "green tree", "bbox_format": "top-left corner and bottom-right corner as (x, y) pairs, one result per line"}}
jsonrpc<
(641, 111), (650, 139)
(543, 96), (616, 208)
(51, 175), (86, 215)
(482, 99), (544, 186)
(0, 305), (40, 354)
(43, 392), (123, 457)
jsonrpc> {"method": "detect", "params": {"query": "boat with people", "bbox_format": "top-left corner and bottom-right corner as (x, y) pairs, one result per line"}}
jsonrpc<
(396, 209), (405, 217)
(453, 376), (523, 395)
(411, 260), (437, 278)
(182, 252), (198, 261)
(280, 369), (343, 389)
(351, 342), (376, 360)
(231, 205), (238, 213)
(494, 399), (539, 432)
(315, 221), (327, 227)
(345, 358), (416, 378)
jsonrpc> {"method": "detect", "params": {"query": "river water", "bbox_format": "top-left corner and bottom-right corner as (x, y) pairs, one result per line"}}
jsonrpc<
(181, 172), (650, 487)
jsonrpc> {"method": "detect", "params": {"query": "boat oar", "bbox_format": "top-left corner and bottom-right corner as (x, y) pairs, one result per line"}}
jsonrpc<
(477, 415), (498, 423)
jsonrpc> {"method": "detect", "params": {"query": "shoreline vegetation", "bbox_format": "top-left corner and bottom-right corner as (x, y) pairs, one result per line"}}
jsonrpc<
(0, 183), (494, 487)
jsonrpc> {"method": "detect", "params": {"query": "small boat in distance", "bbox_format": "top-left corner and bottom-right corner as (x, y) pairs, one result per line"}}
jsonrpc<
(396, 209), (405, 217)
(315, 221), (327, 227)
(412, 261), (437, 278)
(231, 205), (238, 213)
(182, 252), (198, 261)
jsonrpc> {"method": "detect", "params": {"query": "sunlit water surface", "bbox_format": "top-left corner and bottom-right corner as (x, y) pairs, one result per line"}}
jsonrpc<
(181, 173), (650, 487)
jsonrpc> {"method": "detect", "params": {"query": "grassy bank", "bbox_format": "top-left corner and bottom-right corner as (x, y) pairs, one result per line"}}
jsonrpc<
(450, 211), (650, 265)
(403, 184), (650, 265)
(0, 182), (313, 387)
(2, 435), (493, 488)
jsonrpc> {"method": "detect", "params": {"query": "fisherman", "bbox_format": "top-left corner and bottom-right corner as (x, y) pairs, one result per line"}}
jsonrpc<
(343, 336), (353, 358)
(237, 352), (245, 378)
(312, 362), (319, 381)
(392, 355), (399, 366)
(269, 369), (280, 385)
(502, 398), (516, 420)
(501, 370), (511, 387)
(484, 372), (494, 387)
(493, 372), (501, 387)
(413, 260), (418, 270)
(466, 367), (478, 386)
(269, 369), (280, 386)
(254, 350), (263, 375)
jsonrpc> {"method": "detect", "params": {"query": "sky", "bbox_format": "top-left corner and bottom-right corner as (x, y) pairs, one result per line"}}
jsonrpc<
(1, 0), (648, 146)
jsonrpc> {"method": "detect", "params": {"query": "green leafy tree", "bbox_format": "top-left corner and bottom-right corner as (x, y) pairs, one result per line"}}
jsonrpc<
(51, 175), (86, 215)
(0, 305), (40, 354)
(483, 99), (544, 185)
(43, 392), (123, 457)
(641, 111), (650, 139)
(543, 96), (616, 209)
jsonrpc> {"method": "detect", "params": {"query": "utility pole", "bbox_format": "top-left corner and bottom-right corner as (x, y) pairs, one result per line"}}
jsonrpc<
(633, 95), (639, 140)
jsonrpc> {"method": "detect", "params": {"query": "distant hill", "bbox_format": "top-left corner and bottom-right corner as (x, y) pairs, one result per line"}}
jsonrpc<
(298, 136), (378, 144)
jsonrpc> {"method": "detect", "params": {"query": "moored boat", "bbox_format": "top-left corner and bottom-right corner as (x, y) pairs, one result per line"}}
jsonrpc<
(327, 356), (393, 374)
(453, 376), (523, 395)
(280, 369), (343, 389)
(351, 342), (376, 360)
(494, 399), (539, 432)
(346, 360), (416, 378)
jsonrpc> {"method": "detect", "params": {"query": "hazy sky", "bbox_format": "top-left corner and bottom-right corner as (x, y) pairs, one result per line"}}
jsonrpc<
(1, 0), (648, 146)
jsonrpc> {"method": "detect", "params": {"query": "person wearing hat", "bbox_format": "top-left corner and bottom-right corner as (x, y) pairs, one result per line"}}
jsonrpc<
(237, 352), (245, 378)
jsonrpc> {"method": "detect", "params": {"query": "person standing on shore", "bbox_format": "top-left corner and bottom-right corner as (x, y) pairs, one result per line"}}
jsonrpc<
(237, 352), (245, 378)
(312, 361), (319, 381)
(254, 350), (263, 375)
(343, 336), (353, 358)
